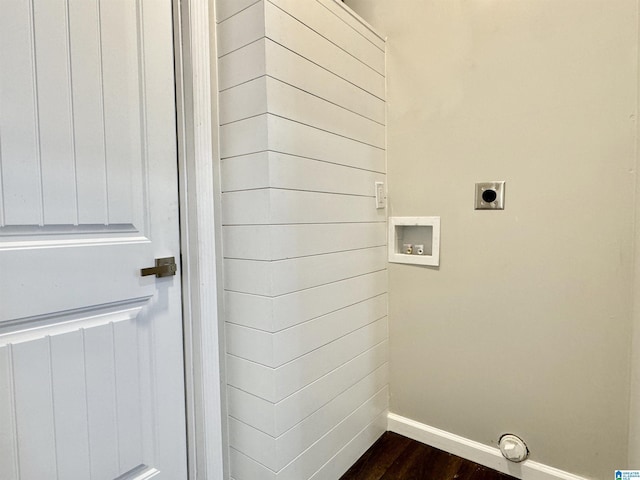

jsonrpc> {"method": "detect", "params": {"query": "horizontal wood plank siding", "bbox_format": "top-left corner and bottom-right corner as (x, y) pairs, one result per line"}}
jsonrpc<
(225, 270), (388, 331)
(220, 77), (384, 148)
(226, 318), (387, 402)
(222, 223), (387, 261)
(216, 1), (386, 477)
(310, 411), (388, 480)
(264, 1), (384, 98)
(224, 246), (386, 296)
(218, 40), (266, 91)
(221, 151), (385, 196)
(222, 189), (386, 225)
(268, 0), (385, 74)
(314, 0), (385, 50)
(229, 387), (389, 471)
(226, 294), (388, 366)
(216, 0), (261, 23)
(220, 115), (385, 172)
(228, 350), (388, 437)
(219, 39), (384, 124)
(230, 401), (388, 480)
(217, 2), (265, 56)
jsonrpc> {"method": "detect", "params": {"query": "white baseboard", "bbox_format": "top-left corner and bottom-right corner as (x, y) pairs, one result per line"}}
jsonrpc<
(387, 413), (589, 480)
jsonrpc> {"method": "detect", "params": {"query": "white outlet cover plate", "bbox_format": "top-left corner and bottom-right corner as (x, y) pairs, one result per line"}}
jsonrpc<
(375, 182), (385, 209)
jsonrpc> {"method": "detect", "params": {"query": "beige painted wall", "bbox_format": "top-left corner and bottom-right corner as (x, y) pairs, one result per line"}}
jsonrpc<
(345, 0), (638, 477)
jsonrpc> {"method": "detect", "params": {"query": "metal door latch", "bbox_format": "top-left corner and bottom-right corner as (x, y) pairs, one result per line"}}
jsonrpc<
(141, 257), (177, 278)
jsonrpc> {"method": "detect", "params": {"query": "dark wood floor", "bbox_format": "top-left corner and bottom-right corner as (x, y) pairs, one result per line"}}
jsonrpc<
(340, 432), (518, 480)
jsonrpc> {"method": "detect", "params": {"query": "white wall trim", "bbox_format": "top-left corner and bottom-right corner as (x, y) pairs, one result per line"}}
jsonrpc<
(387, 413), (589, 480)
(174, 0), (226, 479)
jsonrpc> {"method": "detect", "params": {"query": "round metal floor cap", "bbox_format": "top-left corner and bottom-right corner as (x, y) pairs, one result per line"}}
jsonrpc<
(499, 434), (529, 463)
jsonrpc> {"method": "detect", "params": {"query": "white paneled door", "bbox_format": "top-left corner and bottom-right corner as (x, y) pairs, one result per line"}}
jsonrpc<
(0, 1), (188, 479)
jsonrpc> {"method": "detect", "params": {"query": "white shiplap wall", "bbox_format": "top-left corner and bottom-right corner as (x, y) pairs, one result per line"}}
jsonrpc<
(216, 1), (387, 478)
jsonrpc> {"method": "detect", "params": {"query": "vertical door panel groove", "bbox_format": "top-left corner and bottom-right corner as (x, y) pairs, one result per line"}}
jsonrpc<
(64, 0), (80, 226)
(47, 337), (61, 480)
(0, 0), (45, 226)
(136, 0), (151, 237)
(111, 322), (122, 473)
(97, 0), (110, 225)
(136, 306), (160, 466)
(33, 0), (77, 225)
(0, 134), (5, 228)
(50, 330), (92, 479)
(28, 0), (45, 226)
(0, 345), (22, 479)
(82, 330), (95, 480)
(12, 339), (59, 479)
(101, 0), (140, 226)
(113, 320), (143, 473)
(84, 324), (120, 479)
(10, 345), (21, 479)
(67, 0), (110, 226)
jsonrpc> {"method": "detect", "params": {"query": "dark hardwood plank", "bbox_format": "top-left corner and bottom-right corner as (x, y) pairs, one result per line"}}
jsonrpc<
(340, 432), (414, 480)
(382, 441), (457, 480)
(340, 432), (519, 480)
(379, 442), (434, 480)
(454, 459), (481, 480)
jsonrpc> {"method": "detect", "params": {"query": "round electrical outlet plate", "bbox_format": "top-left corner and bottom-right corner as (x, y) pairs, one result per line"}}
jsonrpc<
(499, 434), (528, 463)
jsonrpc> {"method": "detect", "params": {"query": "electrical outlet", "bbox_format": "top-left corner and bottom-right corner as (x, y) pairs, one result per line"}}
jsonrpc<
(475, 181), (505, 210)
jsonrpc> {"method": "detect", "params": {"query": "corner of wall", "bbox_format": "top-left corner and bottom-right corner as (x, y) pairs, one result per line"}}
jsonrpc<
(628, 1), (640, 464)
(215, 0), (388, 477)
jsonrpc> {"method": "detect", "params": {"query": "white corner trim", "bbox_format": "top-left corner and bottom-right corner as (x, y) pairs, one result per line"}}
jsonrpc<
(387, 413), (589, 480)
(174, 0), (226, 479)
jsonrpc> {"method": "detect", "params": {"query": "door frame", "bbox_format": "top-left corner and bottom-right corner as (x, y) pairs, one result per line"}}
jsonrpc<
(173, 1), (227, 479)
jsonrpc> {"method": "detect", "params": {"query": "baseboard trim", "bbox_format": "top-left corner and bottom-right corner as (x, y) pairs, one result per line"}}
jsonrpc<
(387, 413), (589, 480)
